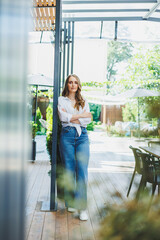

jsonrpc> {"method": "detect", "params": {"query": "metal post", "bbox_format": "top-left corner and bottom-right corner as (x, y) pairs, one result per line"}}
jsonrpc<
(67, 21), (70, 76)
(100, 21), (103, 39)
(50, 0), (62, 211)
(40, 31), (43, 43)
(34, 85), (38, 123)
(71, 21), (74, 74)
(138, 97), (140, 139)
(114, 21), (118, 40)
(63, 22), (67, 86)
(59, 47), (62, 95)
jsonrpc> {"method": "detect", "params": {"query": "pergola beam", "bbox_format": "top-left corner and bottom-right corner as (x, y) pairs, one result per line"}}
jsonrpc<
(63, 16), (144, 21)
(63, 16), (160, 22)
(63, 9), (152, 13)
(149, 17), (160, 21)
(143, 0), (160, 19)
(62, 0), (157, 4)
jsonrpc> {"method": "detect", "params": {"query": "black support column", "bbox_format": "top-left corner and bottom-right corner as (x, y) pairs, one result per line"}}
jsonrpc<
(71, 21), (74, 74)
(61, 21), (75, 85)
(51, 0), (62, 211)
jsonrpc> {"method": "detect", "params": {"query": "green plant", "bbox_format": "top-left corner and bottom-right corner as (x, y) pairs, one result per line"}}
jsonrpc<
(89, 103), (101, 122)
(30, 121), (37, 139)
(86, 121), (95, 131)
(109, 125), (126, 137)
(46, 105), (53, 132)
(36, 107), (42, 132)
(122, 101), (138, 122)
(144, 97), (160, 125)
(98, 194), (160, 240)
(46, 118), (63, 199)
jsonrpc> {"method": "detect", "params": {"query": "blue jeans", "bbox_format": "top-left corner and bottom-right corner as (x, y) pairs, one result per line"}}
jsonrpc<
(59, 126), (90, 210)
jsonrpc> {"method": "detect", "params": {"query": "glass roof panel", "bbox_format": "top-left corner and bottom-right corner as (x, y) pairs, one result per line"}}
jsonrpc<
(152, 11), (160, 18)
(101, 22), (115, 39)
(118, 21), (160, 41)
(28, 31), (55, 43)
(63, 11), (148, 18)
(74, 22), (101, 38)
(42, 31), (54, 42)
(62, 3), (154, 11)
(28, 32), (41, 43)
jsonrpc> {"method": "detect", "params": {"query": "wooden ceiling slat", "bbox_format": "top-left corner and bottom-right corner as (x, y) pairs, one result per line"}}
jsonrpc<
(40, 8), (47, 29)
(43, 0), (47, 6)
(48, 19), (51, 31)
(43, 0), (50, 30)
(32, 0), (56, 31)
(32, 8), (40, 31)
(48, 0), (53, 6)
(35, 7), (43, 31)
(38, 0), (42, 7)
(33, 0), (37, 7)
(35, 18), (40, 31)
(49, 7), (55, 26)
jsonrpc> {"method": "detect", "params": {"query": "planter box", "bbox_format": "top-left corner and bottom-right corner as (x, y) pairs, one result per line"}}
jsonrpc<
(32, 139), (36, 162)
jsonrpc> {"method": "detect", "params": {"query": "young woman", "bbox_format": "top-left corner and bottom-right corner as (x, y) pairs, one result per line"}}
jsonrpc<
(58, 74), (91, 221)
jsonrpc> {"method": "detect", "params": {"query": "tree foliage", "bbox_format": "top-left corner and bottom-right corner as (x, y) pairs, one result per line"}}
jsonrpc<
(107, 41), (133, 81)
(122, 101), (138, 122)
(117, 45), (160, 91)
(117, 44), (160, 123)
(36, 107), (42, 132)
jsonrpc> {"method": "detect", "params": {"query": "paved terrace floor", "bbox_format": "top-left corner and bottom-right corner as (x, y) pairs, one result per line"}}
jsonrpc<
(26, 131), (149, 240)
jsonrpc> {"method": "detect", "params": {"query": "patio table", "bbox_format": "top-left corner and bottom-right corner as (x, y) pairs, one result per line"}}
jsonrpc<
(139, 146), (160, 159)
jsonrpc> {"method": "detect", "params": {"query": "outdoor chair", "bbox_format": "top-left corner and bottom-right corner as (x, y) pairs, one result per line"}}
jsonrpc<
(148, 140), (160, 148)
(127, 145), (160, 198)
(127, 146), (143, 197)
(136, 151), (160, 198)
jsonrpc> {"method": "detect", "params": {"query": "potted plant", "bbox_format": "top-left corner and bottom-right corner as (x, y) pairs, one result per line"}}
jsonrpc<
(30, 121), (37, 162)
(45, 105), (64, 199)
(98, 193), (160, 240)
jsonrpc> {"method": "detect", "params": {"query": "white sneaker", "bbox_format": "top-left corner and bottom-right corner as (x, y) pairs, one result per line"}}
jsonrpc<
(68, 207), (76, 213)
(79, 210), (88, 221)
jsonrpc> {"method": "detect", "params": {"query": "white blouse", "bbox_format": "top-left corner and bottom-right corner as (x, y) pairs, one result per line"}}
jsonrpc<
(58, 96), (91, 136)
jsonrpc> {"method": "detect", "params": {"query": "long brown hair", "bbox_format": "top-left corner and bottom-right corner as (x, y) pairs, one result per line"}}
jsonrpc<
(62, 74), (85, 110)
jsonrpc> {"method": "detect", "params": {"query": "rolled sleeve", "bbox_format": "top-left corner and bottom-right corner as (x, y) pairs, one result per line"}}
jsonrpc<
(58, 97), (72, 123)
(79, 117), (91, 126)
(79, 100), (91, 126)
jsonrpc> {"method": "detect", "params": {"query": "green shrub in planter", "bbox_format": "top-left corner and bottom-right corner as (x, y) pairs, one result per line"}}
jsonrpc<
(29, 121), (37, 139)
(36, 107), (42, 132)
(46, 111), (63, 199)
(87, 121), (95, 131)
(46, 105), (53, 132)
(29, 121), (37, 161)
(98, 194), (160, 240)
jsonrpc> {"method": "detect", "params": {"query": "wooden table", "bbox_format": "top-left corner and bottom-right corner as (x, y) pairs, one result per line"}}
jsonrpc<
(139, 146), (160, 159)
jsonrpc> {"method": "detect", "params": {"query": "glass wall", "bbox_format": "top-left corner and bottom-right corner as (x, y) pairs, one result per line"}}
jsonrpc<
(0, 0), (30, 239)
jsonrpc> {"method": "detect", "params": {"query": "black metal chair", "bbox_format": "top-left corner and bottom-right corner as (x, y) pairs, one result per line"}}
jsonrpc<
(148, 140), (160, 147)
(127, 145), (160, 198)
(136, 151), (160, 198)
(127, 146), (143, 197)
